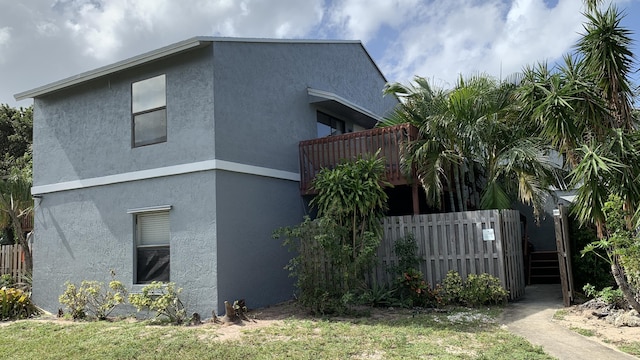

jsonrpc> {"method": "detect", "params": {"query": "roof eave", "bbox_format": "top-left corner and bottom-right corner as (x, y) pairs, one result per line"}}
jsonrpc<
(14, 37), (210, 101)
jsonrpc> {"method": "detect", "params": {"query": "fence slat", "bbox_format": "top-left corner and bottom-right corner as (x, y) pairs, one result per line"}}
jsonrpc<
(0, 244), (28, 284)
(376, 210), (524, 300)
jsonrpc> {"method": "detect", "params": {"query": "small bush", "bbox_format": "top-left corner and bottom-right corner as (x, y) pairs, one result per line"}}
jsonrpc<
(460, 273), (508, 306)
(128, 282), (187, 324)
(59, 282), (87, 319)
(0, 287), (39, 320)
(583, 284), (626, 308)
(0, 274), (13, 288)
(440, 271), (464, 305)
(398, 268), (430, 307)
(59, 278), (127, 320)
(358, 283), (399, 307)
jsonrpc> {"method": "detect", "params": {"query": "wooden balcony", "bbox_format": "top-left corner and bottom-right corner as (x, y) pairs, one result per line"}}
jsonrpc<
(299, 123), (418, 195)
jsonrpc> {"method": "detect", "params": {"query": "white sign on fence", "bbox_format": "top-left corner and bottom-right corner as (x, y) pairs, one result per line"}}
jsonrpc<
(482, 228), (495, 241)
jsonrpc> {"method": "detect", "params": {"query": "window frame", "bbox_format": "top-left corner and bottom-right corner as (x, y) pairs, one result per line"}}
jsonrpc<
(131, 74), (167, 148)
(317, 111), (345, 137)
(128, 205), (172, 284)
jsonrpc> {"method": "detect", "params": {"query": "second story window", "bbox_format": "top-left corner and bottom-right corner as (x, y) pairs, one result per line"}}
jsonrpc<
(132, 74), (166, 147)
(317, 112), (345, 137)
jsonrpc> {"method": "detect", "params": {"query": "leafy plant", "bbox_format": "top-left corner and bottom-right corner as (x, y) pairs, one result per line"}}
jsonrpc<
(440, 270), (464, 305)
(460, 273), (508, 306)
(569, 208), (614, 291)
(128, 282), (187, 325)
(274, 153), (389, 315)
(59, 282), (88, 319)
(357, 283), (399, 307)
(583, 284), (626, 308)
(0, 274), (13, 288)
(59, 275), (127, 320)
(398, 268), (430, 307)
(0, 287), (39, 320)
(391, 233), (422, 275)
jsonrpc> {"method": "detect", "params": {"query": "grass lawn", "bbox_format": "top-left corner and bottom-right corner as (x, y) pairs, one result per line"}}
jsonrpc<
(0, 307), (553, 359)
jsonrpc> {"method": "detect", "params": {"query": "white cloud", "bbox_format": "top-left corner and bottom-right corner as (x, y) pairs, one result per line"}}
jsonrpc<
(1, 0), (638, 107)
(329, 0), (421, 42)
(52, 0), (324, 61)
(0, 27), (11, 63)
(377, 0), (585, 87)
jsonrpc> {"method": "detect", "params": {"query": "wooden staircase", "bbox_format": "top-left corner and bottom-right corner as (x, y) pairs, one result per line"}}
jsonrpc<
(528, 251), (560, 284)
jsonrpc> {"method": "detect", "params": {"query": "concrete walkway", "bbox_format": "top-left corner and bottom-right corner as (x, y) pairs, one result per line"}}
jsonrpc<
(500, 284), (637, 359)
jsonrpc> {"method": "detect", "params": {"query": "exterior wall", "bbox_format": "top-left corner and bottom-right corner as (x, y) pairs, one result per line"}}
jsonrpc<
(212, 41), (398, 173)
(32, 171), (218, 316)
(214, 170), (301, 314)
(30, 40), (398, 315)
(32, 46), (215, 186)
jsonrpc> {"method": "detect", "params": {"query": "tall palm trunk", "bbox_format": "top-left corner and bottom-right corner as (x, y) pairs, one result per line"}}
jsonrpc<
(453, 163), (465, 211)
(611, 254), (640, 312)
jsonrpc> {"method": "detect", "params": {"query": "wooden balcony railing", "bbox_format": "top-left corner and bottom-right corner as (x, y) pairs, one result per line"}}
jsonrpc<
(299, 123), (418, 195)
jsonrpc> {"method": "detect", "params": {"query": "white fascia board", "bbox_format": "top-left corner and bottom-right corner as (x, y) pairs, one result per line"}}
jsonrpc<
(307, 88), (383, 122)
(14, 38), (209, 100)
(15, 37), (364, 101)
(31, 159), (300, 195)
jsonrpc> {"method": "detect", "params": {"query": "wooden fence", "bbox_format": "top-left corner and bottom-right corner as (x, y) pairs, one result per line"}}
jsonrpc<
(373, 210), (525, 300)
(0, 244), (29, 285)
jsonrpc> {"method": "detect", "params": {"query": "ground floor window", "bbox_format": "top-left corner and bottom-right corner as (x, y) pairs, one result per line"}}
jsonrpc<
(132, 208), (170, 284)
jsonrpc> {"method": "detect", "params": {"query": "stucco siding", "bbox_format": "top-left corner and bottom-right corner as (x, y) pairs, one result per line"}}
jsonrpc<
(212, 41), (397, 173)
(214, 170), (301, 313)
(32, 171), (218, 316)
(32, 46), (215, 187)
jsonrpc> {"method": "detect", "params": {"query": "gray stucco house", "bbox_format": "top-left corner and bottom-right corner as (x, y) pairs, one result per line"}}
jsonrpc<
(14, 37), (399, 316)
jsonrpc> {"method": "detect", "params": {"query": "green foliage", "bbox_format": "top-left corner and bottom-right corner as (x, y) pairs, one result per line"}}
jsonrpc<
(439, 270), (464, 305)
(274, 154), (389, 315)
(59, 282), (88, 319)
(0, 287), (39, 320)
(0, 105), (32, 177)
(357, 283), (399, 308)
(569, 208), (614, 291)
(583, 284), (626, 308)
(128, 282), (186, 325)
(398, 268), (430, 307)
(391, 234), (421, 274)
(582, 195), (640, 299)
(59, 275), (127, 320)
(0, 274), (13, 288)
(460, 273), (509, 306)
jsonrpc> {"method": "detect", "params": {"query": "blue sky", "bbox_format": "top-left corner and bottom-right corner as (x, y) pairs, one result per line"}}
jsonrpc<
(1, 0), (639, 108)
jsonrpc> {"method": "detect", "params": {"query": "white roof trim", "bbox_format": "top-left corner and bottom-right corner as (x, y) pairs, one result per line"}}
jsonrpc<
(14, 38), (206, 100)
(307, 88), (383, 122)
(15, 37), (364, 101)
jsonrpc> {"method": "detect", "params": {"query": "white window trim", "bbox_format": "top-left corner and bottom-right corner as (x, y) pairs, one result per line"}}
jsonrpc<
(127, 205), (172, 214)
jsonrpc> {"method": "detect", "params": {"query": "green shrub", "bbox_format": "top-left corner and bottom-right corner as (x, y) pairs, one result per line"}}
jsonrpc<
(569, 208), (615, 291)
(59, 282), (88, 319)
(460, 273), (508, 306)
(59, 278), (127, 320)
(357, 283), (399, 308)
(0, 287), (39, 320)
(0, 274), (13, 288)
(391, 234), (421, 274)
(440, 270), (464, 305)
(583, 284), (626, 308)
(398, 268), (430, 307)
(128, 282), (186, 324)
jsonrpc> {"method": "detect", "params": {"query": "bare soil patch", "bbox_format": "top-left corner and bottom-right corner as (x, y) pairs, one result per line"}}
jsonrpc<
(553, 302), (640, 349)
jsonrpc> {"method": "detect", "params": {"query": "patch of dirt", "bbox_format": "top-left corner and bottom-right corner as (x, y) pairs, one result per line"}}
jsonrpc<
(553, 300), (640, 348)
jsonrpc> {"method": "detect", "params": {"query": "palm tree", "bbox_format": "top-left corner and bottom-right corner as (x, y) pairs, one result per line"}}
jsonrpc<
(383, 74), (558, 218)
(0, 169), (34, 274)
(518, 0), (640, 311)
